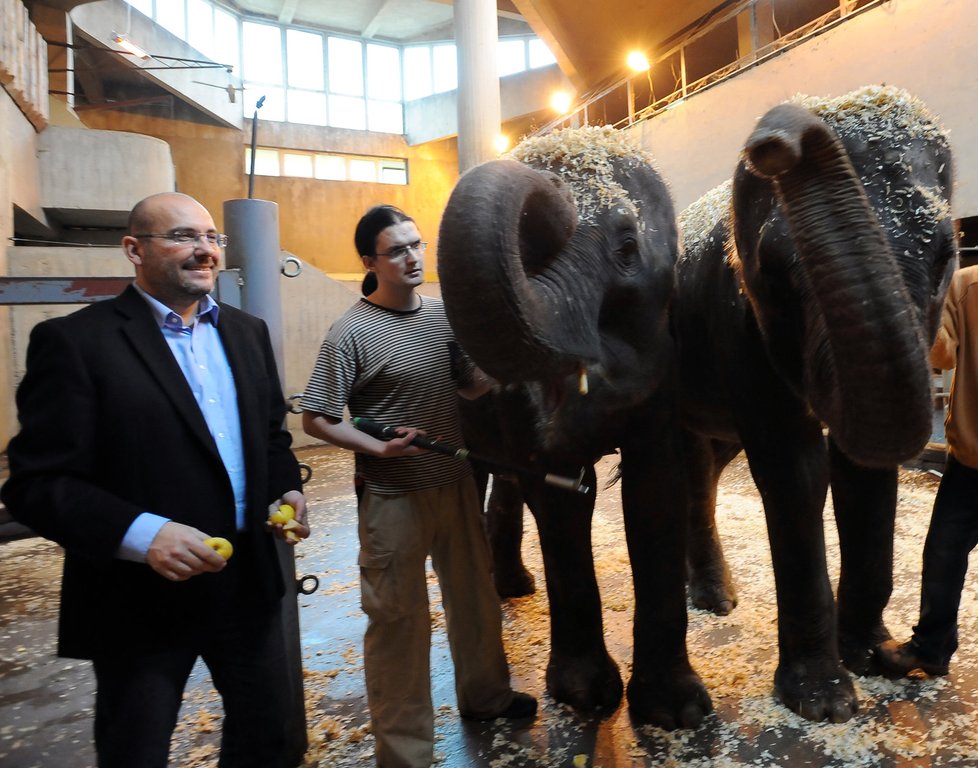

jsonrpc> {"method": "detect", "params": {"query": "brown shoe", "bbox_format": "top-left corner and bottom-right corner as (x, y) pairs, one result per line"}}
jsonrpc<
(876, 639), (949, 677)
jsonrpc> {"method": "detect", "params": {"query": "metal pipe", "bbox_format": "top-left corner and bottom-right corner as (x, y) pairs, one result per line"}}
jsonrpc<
(351, 417), (591, 494)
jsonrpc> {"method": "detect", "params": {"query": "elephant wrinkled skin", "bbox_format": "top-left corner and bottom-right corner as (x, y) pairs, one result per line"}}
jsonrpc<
(438, 127), (711, 729)
(677, 85), (957, 723)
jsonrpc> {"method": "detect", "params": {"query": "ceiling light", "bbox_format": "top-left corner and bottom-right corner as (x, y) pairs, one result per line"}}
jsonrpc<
(112, 33), (150, 60)
(494, 134), (510, 154)
(627, 51), (651, 72)
(550, 90), (573, 114)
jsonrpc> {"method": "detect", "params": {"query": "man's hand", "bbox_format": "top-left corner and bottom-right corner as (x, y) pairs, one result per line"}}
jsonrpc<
(376, 426), (426, 457)
(146, 522), (228, 581)
(266, 489), (310, 544)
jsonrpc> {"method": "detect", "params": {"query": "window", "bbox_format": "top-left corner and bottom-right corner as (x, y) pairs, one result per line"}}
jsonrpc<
(315, 155), (347, 180)
(328, 37), (364, 96)
(287, 90), (327, 125)
(157, 0), (186, 38)
(213, 8), (239, 71)
(367, 44), (400, 101)
(187, 0), (215, 58)
(402, 46), (432, 101)
(498, 39), (526, 77)
(119, 1), (555, 137)
(246, 147), (408, 185)
(528, 38), (557, 68)
(242, 22), (283, 84)
(432, 44), (458, 94)
(282, 153), (314, 178)
(245, 148), (282, 176)
(287, 29), (324, 90)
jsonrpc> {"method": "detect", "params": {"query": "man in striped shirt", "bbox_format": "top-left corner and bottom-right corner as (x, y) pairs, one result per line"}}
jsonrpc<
(302, 205), (535, 768)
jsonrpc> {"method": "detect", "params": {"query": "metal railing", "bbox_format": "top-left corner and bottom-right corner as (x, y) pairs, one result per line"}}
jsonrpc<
(532, 0), (882, 137)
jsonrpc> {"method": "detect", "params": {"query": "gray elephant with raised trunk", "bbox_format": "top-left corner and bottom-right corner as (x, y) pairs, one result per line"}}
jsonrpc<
(678, 85), (957, 722)
(438, 127), (711, 729)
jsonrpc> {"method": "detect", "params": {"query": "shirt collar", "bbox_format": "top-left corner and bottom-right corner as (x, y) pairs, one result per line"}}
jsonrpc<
(133, 284), (220, 328)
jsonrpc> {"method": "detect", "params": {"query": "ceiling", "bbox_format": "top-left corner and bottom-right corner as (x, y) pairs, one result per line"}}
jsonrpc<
(221, 0), (748, 92)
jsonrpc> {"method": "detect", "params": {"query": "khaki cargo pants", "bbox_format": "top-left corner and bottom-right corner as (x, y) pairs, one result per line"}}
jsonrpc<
(358, 477), (514, 768)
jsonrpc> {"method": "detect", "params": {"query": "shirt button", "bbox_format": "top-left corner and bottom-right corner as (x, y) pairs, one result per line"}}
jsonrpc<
(218, 432), (225, 439)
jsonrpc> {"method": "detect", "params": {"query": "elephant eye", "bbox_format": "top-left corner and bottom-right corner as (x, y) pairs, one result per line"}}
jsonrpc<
(614, 235), (640, 273)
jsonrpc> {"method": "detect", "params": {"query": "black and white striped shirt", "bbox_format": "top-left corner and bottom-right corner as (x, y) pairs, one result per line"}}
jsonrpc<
(302, 296), (470, 494)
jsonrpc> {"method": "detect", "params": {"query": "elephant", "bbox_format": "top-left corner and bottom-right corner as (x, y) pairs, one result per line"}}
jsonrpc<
(677, 85), (957, 722)
(438, 126), (712, 729)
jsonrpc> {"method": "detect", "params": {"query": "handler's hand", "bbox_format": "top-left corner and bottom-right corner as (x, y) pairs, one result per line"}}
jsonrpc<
(266, 489), (310, 544)
(147, 522), (227, 581)
(377, 426), (425, 458)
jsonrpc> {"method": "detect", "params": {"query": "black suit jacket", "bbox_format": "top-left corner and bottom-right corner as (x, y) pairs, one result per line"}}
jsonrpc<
(2, 286), (301, 659)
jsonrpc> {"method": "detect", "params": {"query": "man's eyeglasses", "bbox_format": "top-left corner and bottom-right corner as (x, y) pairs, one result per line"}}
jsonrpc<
(374, 241), (427, 259)
(134, 232), (230, 247)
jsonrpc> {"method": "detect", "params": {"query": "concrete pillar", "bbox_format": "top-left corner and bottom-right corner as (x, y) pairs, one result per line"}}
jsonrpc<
(455, 0), (501, 173)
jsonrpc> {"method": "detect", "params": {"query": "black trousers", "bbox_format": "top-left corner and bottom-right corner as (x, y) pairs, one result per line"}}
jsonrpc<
(912, 455), (978, 665)
(92, 553), (290, 768)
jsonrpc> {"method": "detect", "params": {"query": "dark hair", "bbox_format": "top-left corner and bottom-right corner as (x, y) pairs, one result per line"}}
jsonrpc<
(361, 271), (378, 296)
(354, 205), (414, 257)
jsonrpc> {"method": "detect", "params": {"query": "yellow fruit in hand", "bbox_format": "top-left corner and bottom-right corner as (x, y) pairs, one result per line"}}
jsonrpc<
(268, 503), (295, 525)
(282, 518), (302, 543)
(203, 536), (233, 560)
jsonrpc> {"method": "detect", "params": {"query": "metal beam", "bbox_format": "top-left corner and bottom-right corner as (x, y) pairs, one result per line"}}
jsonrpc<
(0, 277), (132, 305)
(278, 0), (299, 24)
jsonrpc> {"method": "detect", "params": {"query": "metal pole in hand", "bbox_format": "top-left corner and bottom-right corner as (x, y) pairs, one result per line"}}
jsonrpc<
(351, 417), (591, 494)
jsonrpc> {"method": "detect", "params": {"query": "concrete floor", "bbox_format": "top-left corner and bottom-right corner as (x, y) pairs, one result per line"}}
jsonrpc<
(2, 445), (977, 767)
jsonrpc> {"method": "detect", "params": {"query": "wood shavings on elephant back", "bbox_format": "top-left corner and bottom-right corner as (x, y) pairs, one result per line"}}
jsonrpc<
(678, 178), (733, 264)
(790, 84), (953, 223)
(507, 125), (661, 226)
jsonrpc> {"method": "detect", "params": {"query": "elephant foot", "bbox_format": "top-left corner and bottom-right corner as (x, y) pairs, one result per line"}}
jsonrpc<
(493, 564), (536, 599)
(687, 566), (738, 616)
(546, 651), (623, 713)
(838, 620), (892, 676)
(627, 667), (713, 730)
(774, 657), (858, 723)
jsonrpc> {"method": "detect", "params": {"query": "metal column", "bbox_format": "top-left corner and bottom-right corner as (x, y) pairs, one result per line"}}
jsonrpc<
(223, 198), (307, 766)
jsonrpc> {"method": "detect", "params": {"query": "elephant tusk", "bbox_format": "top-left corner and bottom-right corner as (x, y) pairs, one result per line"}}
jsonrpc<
(578, 366), (589, 395)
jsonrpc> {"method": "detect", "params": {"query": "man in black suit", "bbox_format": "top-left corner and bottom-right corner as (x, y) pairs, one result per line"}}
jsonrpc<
(1, 192), (309, 767)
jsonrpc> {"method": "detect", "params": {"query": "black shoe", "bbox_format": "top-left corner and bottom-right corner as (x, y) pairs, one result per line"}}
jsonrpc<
(876, 639), (949, 677)
(462, 691), (537, 721)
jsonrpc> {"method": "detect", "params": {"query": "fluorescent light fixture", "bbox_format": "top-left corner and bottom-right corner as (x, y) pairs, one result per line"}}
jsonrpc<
(112, 33), (150, 60)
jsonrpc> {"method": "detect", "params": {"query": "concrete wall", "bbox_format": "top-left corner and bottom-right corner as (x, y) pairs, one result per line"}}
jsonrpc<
(631, 0), (978, 217)
(40, 126), (175, 227)
(0, 88), (44, 444)
(4, 245), (362, 449)
(77, 110), (460, 280)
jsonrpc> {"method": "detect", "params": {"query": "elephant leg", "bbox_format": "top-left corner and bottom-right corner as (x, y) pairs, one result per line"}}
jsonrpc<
(624, 405), (711, 729)
(829, 437), (896, 674)
(686, 432), (741, 615)
(485, 474), (535, 598)
(526, 468), (623, 713)
(741, 410), (858, 723)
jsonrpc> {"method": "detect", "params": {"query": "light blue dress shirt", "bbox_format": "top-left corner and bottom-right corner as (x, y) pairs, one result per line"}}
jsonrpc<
(117, 288), (247, 562)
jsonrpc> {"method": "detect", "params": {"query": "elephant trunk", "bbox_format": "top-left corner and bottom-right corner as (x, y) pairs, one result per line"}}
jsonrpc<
(742, 104), (932, 466)
(438, 159), (600, 383)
